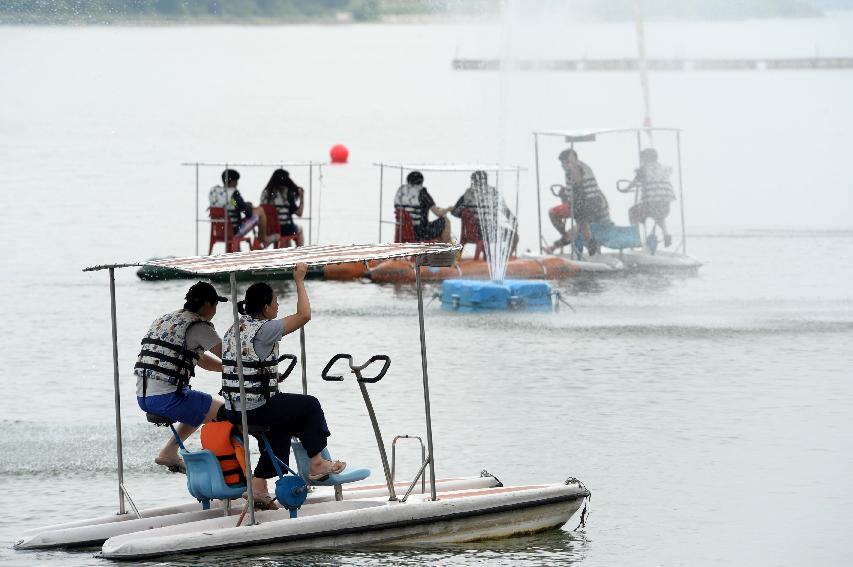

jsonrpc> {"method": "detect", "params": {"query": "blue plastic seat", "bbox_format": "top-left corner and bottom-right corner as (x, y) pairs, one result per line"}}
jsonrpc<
(180, 449), (247, 510)
(590, 223), (642, 250)
(291, 440), (370, 489)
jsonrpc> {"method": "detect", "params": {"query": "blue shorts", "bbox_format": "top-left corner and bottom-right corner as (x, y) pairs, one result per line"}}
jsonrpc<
(137, 388), (212, 427)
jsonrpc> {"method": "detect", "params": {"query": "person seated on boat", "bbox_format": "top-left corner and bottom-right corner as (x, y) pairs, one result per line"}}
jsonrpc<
(222, 265), (345, 510)
(626, 148), (677, 247)
(134, 282), (227, 473)
(208, 168), (268, 244)
(544, 149), (611, 255)
(451, 170), (519, 252)
(393, 171), (452, 242)
(259, 168), (305, 246)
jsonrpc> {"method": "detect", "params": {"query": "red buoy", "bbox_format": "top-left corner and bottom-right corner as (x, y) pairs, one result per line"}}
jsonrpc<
(330, 144), (349, 164)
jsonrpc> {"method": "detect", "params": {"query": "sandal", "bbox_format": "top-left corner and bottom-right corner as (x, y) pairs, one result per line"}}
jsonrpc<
(308, 460), (347, 482)
(242, 491), (279, 511)
(154, 456), (186, 475)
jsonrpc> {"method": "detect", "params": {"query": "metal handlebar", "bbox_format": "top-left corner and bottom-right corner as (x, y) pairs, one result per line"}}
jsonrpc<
(320, 353), (396, 501)
(277, 354), (298, 383)
(321, 354), (391, 383)
(616, 179), (636, 193)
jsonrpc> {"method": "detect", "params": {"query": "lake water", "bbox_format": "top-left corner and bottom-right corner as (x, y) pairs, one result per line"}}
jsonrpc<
(1, 16), (852, 567)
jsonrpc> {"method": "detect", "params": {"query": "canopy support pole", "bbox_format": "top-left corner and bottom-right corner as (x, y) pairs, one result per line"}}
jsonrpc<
(194, 162), (200, 256)
(534, 134), (543, 254)
(378, 164), (384, 242)
(414, 257), (437, 501)
(308, 163), (314, 246)
(109, 268), (127, 516)
(676, 131), (687, 255)
(299, 327), (308, 395)
(230, 272), (256, 525)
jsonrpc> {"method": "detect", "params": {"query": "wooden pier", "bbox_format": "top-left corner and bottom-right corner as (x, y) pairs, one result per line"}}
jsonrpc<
(452, 57), (853, 71)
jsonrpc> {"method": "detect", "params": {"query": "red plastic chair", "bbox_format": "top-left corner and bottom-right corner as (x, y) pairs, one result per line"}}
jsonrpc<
(393, 208), (418, 243)
(208, 207), (253, 255)
(260, 204), (299, 249)
(459, 208), (485, 261)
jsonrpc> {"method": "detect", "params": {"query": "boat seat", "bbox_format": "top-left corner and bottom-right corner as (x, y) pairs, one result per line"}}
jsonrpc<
(292, 440), (370, 498)
(590, 223), (642, 250)
(181, 449), (247, 511)
(145, 413), (175, 426)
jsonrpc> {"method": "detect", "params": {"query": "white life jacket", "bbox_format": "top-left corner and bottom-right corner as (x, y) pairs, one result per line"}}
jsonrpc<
(267, 188), (298, 228)
(209, 185), (242, 227)
(134, 309), (209, 396)
(639, 162), (676, 203)
(568, 162), (610, 219)
(222, 316), (280, 410)
(394, 183), (426, 225)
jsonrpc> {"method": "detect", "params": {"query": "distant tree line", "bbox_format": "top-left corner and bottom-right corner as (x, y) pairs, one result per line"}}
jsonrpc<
(0, 0), (384, 23)
(1, 0), (846, 24)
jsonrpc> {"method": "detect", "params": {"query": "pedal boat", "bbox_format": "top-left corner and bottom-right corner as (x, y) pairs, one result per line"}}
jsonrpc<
(16, 243), (589, 560)
(533, 127), (702, 273)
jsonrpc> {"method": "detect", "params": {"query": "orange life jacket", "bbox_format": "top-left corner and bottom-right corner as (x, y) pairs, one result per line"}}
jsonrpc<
(200, 421), (247, 486)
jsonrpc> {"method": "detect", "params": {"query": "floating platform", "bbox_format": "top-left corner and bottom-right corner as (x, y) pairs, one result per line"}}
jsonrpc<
(369, 257), (577, 284)
(453, 57), (853, 72)
(441, 279), (553, 312)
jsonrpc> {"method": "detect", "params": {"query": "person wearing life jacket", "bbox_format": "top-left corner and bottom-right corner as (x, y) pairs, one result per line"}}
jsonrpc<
(134, 282), (227, 473)
(626, 148), (677, 247)
(393, 171), (452, 242)
(451, 170), (519, 253)
(259, 168), (305, 247)
(222, 264), (345, 510)
(208, 168), (269, 245)
(544, 149), (611, 256)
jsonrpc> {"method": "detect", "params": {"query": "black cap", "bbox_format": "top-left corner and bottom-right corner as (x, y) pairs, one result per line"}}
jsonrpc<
(185, 281), (228, 304)
(221, 169), (240, 184)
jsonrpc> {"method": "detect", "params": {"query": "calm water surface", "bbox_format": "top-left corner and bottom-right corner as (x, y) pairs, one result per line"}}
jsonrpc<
(1, 18), (852, 567)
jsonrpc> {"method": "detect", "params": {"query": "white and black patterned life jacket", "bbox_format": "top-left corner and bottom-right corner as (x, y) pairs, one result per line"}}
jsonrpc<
(209, 185), (242, 228)
(568, 162), (610, 218)
(639, 162), (676, 203)
(265, 187), (300, 228)
(134, 309), (209, 397)
(222, 316), (280, 410)
(394, 183), (426, 225)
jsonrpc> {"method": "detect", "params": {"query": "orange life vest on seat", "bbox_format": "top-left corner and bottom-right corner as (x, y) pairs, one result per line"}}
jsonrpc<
(200, 421), (247, 486)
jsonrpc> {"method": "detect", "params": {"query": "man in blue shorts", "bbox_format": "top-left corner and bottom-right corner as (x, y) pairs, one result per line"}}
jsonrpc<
(134, 282), (226, 473)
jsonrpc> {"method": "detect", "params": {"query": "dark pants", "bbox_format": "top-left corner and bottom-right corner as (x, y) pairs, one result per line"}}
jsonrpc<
(226, 392), (330, 479)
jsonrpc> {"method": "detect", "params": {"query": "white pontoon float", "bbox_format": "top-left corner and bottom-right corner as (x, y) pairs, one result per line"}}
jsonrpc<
(14, 243), (589, 559)
(533, 128), (702, 272)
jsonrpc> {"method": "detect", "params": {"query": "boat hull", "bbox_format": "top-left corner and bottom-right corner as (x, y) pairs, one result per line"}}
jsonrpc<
(13, 475), (501, 550)
(99, 483), (588, 560)
(605, 250), (702, 271)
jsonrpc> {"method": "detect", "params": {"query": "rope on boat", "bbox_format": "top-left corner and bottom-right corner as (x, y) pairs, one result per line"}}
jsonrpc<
(565, 476), (591, 530)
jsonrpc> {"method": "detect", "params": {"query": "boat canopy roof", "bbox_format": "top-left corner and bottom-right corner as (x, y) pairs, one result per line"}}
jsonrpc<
(374, 162), (524, 173)
(84, 243), (461, 274)
(180, 161), (322, 168)
(535, 127), (681, 142)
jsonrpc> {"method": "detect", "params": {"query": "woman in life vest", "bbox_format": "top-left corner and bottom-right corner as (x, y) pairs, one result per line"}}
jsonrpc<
(626, 148), (677, 247)
(223, 263), (345, 508)
(259, 168), (305, 246)
(134, 282), (226, 473)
